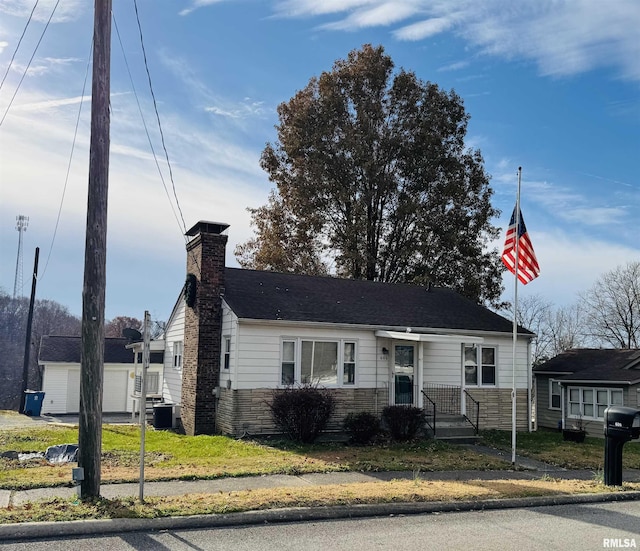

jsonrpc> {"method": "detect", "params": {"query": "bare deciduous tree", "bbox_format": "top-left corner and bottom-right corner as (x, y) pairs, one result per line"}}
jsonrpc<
(579, 261), (640, 349)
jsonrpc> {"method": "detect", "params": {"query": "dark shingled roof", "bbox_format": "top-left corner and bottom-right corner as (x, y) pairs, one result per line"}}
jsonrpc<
(533, 349), (640, 383)
(39, 336), (134, 364)
(223, 267), (531, 335)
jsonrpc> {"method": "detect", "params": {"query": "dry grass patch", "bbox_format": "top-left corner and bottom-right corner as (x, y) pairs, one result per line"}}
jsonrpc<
(1, 478), (638, 525)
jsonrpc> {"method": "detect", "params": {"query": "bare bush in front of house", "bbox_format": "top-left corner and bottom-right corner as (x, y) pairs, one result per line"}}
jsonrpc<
(382, 406), (427, 442)
(269, 385), (335, 443)
(343, 412), (381, 445)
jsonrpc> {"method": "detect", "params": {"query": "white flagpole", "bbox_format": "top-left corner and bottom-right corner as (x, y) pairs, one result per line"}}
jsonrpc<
(511, 167), (522, 465)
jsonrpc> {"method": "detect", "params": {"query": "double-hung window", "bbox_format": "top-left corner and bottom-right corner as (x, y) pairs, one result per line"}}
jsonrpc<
(281, 341), (296, 385)
(464, 345), (496, 386)
(223, 337), (231, 370)
(549, 380), (561, 409)
(281, 339), (357, 386)
(173, 341), (183, 370)
(135, 372), (159, 395)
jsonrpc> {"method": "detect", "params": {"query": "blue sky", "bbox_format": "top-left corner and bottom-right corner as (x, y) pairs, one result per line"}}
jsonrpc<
(0, 0), (638, 324)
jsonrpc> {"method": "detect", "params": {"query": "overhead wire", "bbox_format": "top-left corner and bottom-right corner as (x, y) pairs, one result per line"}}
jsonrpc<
(129, 0), (202, 277)
(132, 0), (188, 236)
(0, 0), (40, 93)
(39, 42), (93, 281)
(0, 0), (60, 128)
(112, 14), (184, 241)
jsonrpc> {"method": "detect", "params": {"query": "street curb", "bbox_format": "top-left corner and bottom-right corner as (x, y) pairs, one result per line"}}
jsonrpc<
(1, 491), (640, 542)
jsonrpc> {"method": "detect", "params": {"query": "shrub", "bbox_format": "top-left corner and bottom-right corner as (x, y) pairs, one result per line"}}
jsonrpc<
(269, 385), (335, 443)
(343, 412), (380, 445)
(381, 406), (426, 442)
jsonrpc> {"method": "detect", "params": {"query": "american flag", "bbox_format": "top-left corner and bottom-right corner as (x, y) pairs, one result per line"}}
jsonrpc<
(502, 206), (540, 285)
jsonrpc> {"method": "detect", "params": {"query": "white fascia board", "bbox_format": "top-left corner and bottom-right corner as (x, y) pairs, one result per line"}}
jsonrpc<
(374, 330), (484, 344)
(125, 340), (166, 351)
(560, 379), (637, 386)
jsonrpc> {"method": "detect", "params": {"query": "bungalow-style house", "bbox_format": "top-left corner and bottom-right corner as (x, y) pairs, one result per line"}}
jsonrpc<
(156, 221), (535, 437)
(38, 336), (164, 415)
(534, 348), (640, 437)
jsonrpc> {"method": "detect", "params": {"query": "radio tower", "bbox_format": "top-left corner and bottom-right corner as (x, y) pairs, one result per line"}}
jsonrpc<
(13, 215), (29, 298)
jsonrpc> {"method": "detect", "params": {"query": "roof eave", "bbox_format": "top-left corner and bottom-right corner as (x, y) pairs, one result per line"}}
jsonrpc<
(234, 317), (529, 338)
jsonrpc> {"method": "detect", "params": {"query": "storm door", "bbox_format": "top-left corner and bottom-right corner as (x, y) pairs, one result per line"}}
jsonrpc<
(393, 344), (415, 405)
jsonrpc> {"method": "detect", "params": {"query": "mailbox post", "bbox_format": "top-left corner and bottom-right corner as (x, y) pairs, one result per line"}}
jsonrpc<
(603, 406), (640, 486)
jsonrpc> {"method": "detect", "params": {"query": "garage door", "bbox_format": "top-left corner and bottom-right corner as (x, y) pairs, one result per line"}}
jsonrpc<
(66, 370), (80, 412)
(103, 370), (128, 412)
(65, 369), (128, 413)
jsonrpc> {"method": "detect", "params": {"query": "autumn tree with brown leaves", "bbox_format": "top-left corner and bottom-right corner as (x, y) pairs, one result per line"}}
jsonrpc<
(236, 45), (504, 306)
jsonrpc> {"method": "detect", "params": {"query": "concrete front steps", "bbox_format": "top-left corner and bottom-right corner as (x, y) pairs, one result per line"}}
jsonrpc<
(426, 414), (480, 444)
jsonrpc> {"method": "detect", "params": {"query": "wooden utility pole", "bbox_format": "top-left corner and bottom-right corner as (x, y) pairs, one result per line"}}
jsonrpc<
(78, 0), (112, 500)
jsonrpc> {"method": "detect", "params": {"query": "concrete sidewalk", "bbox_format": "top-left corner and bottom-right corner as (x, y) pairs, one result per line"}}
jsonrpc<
(0, 467), (620, 508)
(1, 467), (640, 542)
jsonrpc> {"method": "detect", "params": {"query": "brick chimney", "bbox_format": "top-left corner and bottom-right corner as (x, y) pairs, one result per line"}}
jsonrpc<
(181, 221), (229, 436)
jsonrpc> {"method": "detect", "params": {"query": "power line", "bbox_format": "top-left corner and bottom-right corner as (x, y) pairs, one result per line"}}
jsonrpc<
(0, 0), (40, 93)
(130, 0), (202, 277)
(40, 42), (93, 281)
(0, 0), (60, 128)
(132, 0), (188, 235)
(112, 14), (184, 238)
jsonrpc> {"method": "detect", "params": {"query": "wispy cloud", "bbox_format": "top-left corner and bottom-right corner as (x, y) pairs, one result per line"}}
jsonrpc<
(322, 2), (419, 31)
(204, 98), (265, 120)
(437, 60), (469, 72)
(0, 0), (86, 23)
(8, 56), (82, 77)
(179, 0), (228, 17)
(159, 51), (269, 127)
(8, 94), (88, 112)
(0, 40), (7, 54)
(394, 16), (455, 40)
(272, 0), (640, 82)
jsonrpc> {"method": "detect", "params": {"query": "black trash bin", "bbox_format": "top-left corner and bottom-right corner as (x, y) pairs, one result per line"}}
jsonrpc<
(153, 403), (173, 429)
(23, 390), (45, 416)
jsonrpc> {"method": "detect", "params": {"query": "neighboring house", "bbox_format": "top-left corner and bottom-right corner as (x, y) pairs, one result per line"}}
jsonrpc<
(534, 349), (640, 437)
(39, 336), (164, 414)
(161, 221), (535, 437)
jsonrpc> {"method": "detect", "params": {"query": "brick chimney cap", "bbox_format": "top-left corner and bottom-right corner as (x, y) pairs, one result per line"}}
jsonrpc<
(185, 221), (230, 237)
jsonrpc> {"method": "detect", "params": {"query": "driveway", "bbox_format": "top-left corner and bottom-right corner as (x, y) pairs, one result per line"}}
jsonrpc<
(0, 411), (137, 428)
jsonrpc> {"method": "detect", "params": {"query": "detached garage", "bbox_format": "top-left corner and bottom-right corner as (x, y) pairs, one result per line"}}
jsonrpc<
(39, 336), (163, 414)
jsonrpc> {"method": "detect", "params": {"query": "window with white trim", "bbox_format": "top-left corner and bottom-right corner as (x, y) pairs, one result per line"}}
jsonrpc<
(173, 341), (183, 370)
(549, 380), (561, 410)
(463, 345), (496, 387)
(281, 339), (357, 386)
(223, 337), (231, 370)
(567, 386), (623, 420)
(135, 372), (160, 395)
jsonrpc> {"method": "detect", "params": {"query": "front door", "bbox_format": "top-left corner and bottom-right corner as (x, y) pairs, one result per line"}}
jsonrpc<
(393, 344), (415, 405)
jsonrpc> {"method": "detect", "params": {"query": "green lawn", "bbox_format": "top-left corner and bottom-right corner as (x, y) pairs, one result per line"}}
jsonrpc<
(1, 424), (639, 491)
(2, 424), (640, 525)
(480, 429), (640, 470)
(0, 424), (510, 490)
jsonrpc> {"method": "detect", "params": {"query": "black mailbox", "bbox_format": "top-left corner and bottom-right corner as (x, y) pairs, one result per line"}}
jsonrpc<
(604, 406), (640, 440)
(603, 405), (640, 486)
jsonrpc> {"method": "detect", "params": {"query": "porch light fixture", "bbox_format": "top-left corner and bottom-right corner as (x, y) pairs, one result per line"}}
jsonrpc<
(382, 347), (389, 355)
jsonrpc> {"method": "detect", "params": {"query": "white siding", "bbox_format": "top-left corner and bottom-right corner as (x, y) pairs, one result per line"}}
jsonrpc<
(423, 342), (463, 385)
(41, 362), (153, 414)
(233, 323), (384, 391)
(41, 363), (72, 414)
(162, 298), (185, 405)
(230, 324), (531, 394)
(219, 304), (239, 390)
